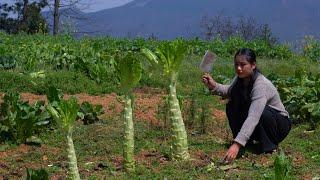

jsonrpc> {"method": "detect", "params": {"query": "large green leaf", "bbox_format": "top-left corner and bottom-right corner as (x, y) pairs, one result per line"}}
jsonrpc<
(147, 39), (187, 76)
(59, 98), (79, 129)
(141, 48), (158, 65)
(46, 97), (79, 131)
(115, 52), (142, 91)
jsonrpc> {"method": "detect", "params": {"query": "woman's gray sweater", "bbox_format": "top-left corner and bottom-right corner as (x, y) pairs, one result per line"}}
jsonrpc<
(213, 73), (289, 146)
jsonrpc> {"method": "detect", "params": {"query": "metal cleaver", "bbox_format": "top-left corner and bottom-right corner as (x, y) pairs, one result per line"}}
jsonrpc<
(199, 50), (216, 73)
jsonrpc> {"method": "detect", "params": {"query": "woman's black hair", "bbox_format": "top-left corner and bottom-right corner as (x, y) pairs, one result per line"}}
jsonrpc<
(228, 48), (260, 106)
(234, 48), (256, 64)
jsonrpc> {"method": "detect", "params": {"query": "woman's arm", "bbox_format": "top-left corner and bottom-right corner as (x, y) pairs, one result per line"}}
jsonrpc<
(202, 74), (234, 97)
(224, 84), (268, 162)
(202, 74), (217, 90)
(212, 83), (231, 97)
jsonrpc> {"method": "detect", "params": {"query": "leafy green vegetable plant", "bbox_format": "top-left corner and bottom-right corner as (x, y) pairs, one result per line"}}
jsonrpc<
(46, 88), (81, 179)
(25, 168), (49, 180)
(114, 51), (142, 172)
(77, 102), (104, 125)
(274, 151), (292, 180)
(142, 39), (190, 160)
(0, 92), (49, 144)
(270, 69), (320, 129)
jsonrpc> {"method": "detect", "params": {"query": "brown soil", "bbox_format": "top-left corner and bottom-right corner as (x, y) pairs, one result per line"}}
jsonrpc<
(3, 88), (168, 126)
(212, 109), (226, 122)
(0, 144), (31, 159)
(0, 88), (230, 178)
(190, 149), (227, 167)
(135, 149), (169, 167)
(6, 88), (310, 179)
(3, 87), (226, 128)
(292, 152), (307, 167)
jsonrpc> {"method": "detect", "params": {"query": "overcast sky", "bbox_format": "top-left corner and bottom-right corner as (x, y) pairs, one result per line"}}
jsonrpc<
(1, 0), (134, 13)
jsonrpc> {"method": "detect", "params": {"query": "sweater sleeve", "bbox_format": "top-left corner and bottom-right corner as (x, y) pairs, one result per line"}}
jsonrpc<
(211, 76), (237, 97)
(212, 83), (230, 96)
(234, 84), (268, 146)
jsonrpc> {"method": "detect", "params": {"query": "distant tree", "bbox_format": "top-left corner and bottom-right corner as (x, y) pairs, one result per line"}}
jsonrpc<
(200, 14), (278, 45)
(0, 3), (18, 33)
(257, 24), (278, 46)
(201, 13), (235, 41)
(49, 0), (88, 35)
(148, 33), (158, 41)
(19, 1), (49, 33)
(235, 16), (258, 41)
(22, 0), (29, 23)
(0, 0), (48, 34)
(200, 15), (215, 40)
(53, 0), (60, 35)
(220, 16), (234, 40)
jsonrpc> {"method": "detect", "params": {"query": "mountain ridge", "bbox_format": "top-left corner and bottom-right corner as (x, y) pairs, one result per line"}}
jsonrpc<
(49, 0), (320, 42)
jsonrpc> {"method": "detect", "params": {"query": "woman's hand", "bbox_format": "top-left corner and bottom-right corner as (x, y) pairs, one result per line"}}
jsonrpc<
(224, 142), (242, 163)
(202, 74), (217, 90)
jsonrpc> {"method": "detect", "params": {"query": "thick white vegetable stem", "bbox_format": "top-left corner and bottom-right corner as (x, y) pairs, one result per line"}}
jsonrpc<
(169, 72), (190, 160)
(67, 127), (81, 180)
(123, 94), (135, 172)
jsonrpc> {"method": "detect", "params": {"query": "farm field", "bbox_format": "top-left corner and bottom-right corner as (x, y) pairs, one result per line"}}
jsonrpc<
(0, 90), (319, 179)
(0, 34), (320, 179)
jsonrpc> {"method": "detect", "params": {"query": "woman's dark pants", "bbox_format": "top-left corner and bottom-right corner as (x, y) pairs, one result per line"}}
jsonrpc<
(226, 105), (291, 153)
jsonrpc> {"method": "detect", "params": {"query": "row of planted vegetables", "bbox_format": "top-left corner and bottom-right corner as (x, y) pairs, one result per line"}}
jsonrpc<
(1, 40), (194, 178)
(2, 33), (320, 72)
(1, 33), (319, 84)
(0, 32), (298, 73)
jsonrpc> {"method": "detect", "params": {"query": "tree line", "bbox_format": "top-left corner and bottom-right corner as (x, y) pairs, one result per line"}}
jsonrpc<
(0, 0), (85, 35)
(200, 13), (278, 45)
